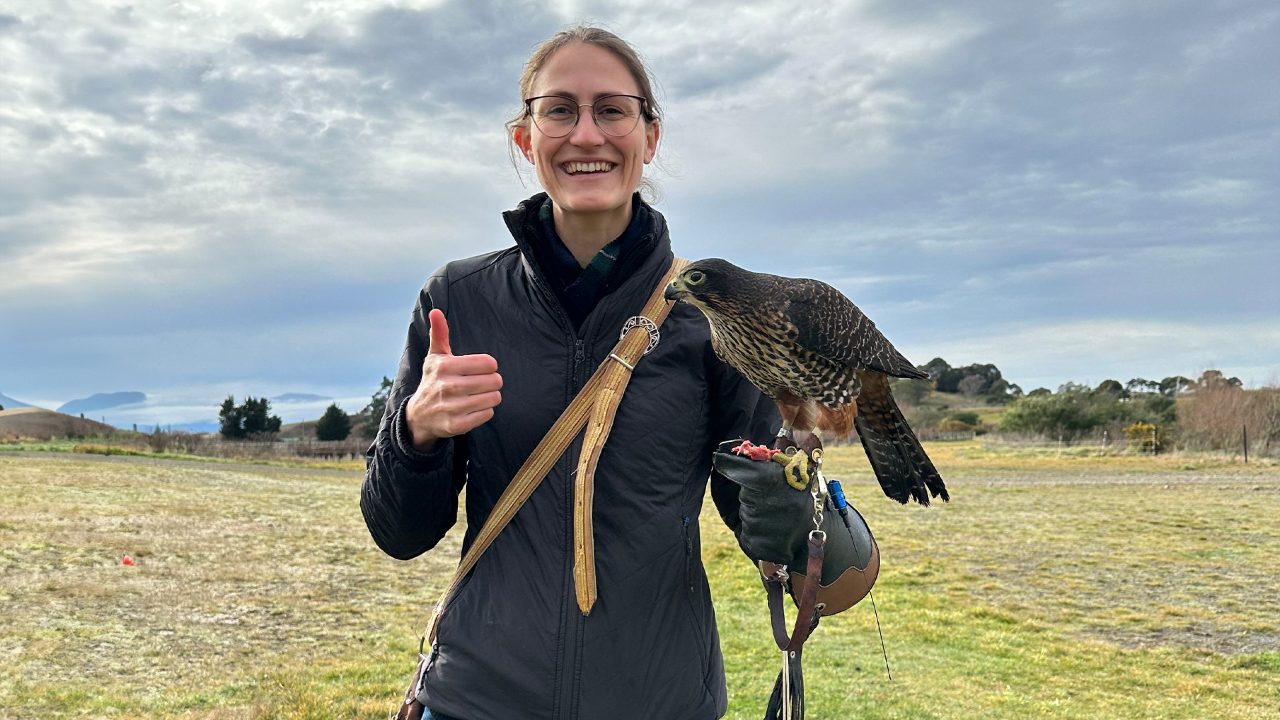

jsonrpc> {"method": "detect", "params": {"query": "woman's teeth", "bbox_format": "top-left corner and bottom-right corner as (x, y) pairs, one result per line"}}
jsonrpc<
(564, 161), (614, 174)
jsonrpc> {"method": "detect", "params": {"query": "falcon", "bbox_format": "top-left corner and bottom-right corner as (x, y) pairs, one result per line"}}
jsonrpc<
(665, 258), (947, 505)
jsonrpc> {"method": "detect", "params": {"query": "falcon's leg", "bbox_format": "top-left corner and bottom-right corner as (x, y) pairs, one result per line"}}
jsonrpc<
(772, 396), (802, 452)
(772, 425), (797, 452)
(770, 395), (816, 489)
(799, 432), (824, 462)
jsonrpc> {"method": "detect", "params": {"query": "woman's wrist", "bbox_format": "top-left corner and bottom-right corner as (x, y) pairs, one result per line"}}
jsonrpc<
(404, 396), (442, 451)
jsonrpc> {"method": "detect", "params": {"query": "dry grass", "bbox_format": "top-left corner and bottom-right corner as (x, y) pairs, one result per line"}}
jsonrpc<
(2, 445), (1278, 719)
(0, 454), (447, 718)
(0, 407), (117, 441)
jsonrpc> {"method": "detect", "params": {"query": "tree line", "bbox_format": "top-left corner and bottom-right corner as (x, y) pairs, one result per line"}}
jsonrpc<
(216, 379), (392, 442)
(893, 359), (1279, 455)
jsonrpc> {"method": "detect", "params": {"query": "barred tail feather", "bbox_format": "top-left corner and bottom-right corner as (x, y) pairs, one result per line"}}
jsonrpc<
(854, 374), (948, 505)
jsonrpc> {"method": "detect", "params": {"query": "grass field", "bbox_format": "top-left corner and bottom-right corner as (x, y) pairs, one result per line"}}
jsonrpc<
(2, 443), (1278, 719)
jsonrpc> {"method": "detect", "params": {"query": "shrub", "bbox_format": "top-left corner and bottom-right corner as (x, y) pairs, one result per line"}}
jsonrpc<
(1123, 422), (1160, 453)
(937, 418), (975, 433)
(219, 396), (282, 440)
(1000, 390), (1108, 441)
(315, 404), (352, 441)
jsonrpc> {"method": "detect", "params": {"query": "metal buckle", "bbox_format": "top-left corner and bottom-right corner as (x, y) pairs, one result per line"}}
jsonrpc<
(811, 477), (826, 533)
(619, 315), (660, 355)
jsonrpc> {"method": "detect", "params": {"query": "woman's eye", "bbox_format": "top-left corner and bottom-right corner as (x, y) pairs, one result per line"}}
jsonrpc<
(597, 105), (626, 118)
(544, 105), (575, 117)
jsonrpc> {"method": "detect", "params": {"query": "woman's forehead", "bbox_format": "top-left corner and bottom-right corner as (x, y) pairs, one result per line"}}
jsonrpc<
(530, 43), (641, 97)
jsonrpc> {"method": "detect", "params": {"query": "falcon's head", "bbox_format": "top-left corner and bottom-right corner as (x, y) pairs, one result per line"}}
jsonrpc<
(663, 258), (752, 314)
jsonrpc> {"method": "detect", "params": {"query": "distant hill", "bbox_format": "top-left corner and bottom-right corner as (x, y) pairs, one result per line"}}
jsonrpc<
(0, 407), (119, 440)
(57, 391), (146, 416)
(0, 392), (35, 409)
(280, 409), (377, 441)
(137, 420), (220, 434)
(273, 393), (330, 403)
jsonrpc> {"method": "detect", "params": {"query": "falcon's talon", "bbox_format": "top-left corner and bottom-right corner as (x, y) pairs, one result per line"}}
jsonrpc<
(771, 449), (811, 491)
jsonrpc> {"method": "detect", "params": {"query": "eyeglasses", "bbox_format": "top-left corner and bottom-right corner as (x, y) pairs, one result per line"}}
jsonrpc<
(524, 94), (650, 138)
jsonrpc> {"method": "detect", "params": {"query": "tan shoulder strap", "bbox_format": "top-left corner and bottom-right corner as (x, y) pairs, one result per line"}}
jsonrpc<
(425, 257), (689, 645)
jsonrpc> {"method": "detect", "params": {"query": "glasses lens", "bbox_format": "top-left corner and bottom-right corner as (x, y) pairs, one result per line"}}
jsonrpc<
(528, 96), (644, 138)
(592, 95), (643, 137)
(529, 97), (578, 138)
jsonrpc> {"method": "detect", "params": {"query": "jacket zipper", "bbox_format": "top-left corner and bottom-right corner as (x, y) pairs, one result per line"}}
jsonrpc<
(562, 336), (588, 720)
(683, 515), (694, 593)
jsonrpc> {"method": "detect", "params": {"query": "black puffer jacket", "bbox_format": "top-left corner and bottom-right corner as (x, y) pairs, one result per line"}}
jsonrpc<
(362, 194), (778, 720)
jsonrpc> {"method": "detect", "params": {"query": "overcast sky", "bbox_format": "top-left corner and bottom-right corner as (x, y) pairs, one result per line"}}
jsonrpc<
(2, 0), (1277, 424)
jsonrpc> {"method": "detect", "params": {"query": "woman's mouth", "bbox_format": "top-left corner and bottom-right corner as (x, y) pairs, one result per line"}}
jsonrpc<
(562, 161), (616, 175)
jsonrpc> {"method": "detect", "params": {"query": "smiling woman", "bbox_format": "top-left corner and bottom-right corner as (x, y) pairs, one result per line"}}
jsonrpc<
(508, 31), (663, 266)
(359, 25), (796, 720)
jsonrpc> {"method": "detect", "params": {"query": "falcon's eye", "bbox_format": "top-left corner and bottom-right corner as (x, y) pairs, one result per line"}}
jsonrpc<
(687, 270), (707, 285)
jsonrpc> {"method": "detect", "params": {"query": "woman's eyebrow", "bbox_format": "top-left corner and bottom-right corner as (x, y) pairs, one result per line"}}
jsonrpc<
(539, 90), (631, 101)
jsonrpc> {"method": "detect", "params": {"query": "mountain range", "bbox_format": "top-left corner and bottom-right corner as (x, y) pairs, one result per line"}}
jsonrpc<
(56, 391), (147, 416)
(0, 392), (33, 409)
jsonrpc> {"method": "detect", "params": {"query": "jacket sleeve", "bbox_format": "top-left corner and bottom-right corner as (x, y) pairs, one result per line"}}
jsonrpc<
(704, 344), (781, 536)
(360, 271), (468, 561)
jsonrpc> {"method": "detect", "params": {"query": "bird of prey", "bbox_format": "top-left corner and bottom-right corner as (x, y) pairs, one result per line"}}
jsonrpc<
(665, 258), (947, 505)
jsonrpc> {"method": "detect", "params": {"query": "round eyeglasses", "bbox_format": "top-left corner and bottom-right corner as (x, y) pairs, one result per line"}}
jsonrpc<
(524, 94), (650, 138)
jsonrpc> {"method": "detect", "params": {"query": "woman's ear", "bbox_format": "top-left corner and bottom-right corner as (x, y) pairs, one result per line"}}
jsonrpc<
(644, 119), (661, 164)
(513, 125), (535, 163)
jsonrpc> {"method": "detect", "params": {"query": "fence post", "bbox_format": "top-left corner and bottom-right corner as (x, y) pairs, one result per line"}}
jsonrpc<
(1243, 424), (1249, 464)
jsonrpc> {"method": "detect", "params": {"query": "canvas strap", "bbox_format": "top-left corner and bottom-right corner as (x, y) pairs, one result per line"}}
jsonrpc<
(423, 257), (689, 646)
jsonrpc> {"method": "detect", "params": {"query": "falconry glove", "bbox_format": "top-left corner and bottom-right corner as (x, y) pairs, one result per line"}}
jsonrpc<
(713, 439), (816, 566)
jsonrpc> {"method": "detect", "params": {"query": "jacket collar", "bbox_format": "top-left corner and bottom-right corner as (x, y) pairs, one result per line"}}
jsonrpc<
(502, 192), (674, 313)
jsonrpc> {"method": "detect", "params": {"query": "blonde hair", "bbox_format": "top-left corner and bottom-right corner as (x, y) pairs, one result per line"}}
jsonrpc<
(506, 26), (663, 201)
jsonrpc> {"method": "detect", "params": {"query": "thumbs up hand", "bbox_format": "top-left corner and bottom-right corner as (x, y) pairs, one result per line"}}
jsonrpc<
(405, 309), (503, 450)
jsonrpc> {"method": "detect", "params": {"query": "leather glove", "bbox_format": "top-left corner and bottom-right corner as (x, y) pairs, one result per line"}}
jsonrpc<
(712, 439), (816, 567)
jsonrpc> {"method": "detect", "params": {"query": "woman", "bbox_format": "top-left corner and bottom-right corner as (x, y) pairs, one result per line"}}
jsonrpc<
(362, 27), (785, 720)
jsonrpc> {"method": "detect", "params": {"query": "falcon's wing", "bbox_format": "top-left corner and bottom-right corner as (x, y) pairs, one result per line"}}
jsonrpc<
(783, 278), (926, 379)
(854, 371), (948, 504)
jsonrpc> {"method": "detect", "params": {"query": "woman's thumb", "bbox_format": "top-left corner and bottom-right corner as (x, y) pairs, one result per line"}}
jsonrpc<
(427, 309), (452, 355)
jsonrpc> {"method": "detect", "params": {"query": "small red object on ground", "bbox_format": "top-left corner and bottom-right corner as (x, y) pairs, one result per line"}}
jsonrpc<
(121, 555), (136, 566)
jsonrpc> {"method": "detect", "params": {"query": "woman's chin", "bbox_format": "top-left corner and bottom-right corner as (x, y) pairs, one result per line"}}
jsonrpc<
(549, 188), (631, 216)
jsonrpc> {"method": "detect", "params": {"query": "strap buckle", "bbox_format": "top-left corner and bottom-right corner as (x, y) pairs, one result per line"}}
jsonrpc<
(619, 315), (661, 355)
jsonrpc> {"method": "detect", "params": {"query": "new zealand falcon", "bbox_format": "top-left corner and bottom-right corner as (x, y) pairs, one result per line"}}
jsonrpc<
(665, 258), (948, 506)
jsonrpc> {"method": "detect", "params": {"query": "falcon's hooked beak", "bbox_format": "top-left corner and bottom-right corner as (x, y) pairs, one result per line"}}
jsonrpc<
(663, 278), (689, 302)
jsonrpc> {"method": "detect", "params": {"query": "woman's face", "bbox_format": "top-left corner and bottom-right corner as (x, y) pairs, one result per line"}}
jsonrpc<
(514, 42), (659, 220)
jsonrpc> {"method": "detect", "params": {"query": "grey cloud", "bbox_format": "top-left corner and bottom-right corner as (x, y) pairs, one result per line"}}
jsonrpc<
(235, 0), (563, 115)
(236, 31), (328, 58)
(660, 45), (789, 98)
(0, 13), (20, 31)
(673, 0), (1278, 292)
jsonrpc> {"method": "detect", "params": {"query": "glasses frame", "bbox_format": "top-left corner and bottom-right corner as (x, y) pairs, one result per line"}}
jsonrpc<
(523, 94), (653, 139)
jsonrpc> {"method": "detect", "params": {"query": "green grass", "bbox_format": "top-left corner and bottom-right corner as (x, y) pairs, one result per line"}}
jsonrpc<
(2, 446), (1278, 719)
